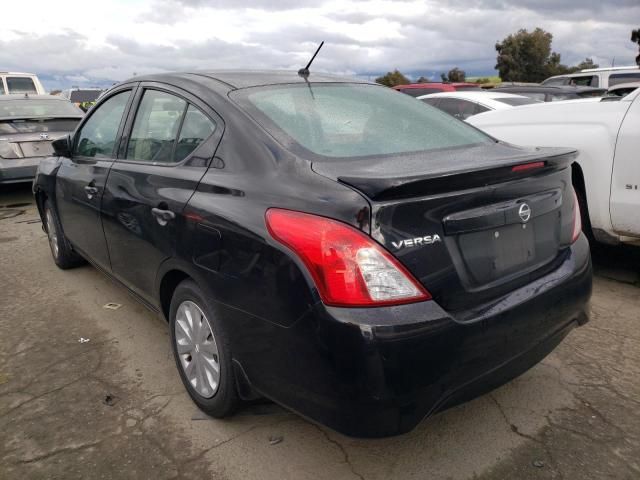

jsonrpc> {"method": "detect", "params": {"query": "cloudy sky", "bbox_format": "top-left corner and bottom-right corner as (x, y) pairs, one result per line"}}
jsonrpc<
(1, 0), (638, 90)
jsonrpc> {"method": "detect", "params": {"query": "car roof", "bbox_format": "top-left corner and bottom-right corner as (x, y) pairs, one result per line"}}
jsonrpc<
(126, 70), (372, 90)
(0, 94), (69, 102)
(418, 91), (530, 101)
(0, 71), (38, 76)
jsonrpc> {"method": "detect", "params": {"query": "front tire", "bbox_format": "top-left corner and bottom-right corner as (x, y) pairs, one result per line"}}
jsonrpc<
(44, 200), (85, 269)
(169, 279), (239, 417)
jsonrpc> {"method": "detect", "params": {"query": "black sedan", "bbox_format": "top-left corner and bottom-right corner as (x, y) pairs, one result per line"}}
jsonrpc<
(0, 95), (84, 184)
(33, 71), (592, 437)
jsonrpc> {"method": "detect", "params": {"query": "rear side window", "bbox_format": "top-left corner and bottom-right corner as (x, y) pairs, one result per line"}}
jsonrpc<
(6, 77), (37, 94)
(75, 91), (131, 158)
(126, 90), (215, 163)
(235, 84), (490, 159)
(609, 72), (640, 86)
(127, 90), (187, 163)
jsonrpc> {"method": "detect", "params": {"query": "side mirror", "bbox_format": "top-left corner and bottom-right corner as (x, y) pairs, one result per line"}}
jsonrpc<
(52, 135), (72, 158)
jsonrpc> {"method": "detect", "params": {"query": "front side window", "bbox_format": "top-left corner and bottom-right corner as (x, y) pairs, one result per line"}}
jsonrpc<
(234, 84), (490, 159)
(74, 91), (131, 158)
(0, 81), (5, 95)
(6, 77), (37, 94)
(568, 75), (598, 87)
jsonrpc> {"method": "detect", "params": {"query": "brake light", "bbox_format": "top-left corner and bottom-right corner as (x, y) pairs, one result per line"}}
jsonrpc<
(511, 161), (545, 173)
(265, 209), (431, 307)
(572, 189), (582, 243)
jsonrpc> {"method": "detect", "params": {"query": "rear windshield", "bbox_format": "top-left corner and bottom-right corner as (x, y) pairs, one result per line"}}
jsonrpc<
(454, 85), (482, 91)
(234, 83), (491, 159)
(399, 87), (443, 97)
(0, 99), (82, 119)
(6, 77), (37, 94)
(0, 118), (80, 134)
(494, 97), (540, 106)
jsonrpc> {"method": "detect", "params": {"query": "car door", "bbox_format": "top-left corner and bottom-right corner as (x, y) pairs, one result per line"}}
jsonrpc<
(101, 84), (221, 304)
(610, 94), (640, 236)
(55, 86), (136, 270)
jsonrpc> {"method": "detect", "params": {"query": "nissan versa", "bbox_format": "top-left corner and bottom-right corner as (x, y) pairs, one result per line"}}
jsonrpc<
(33, 71), (592, 438)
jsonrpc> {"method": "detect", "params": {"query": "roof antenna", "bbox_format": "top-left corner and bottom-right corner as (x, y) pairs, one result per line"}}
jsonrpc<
(298, 41), (324, 77)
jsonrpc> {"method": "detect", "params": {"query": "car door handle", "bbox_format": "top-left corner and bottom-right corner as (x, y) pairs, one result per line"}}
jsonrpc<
(151, 207), (175, 226)
(84, 185), (99, 199)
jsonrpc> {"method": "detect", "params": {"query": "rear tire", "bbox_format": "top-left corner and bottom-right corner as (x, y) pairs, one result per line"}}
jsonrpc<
(44, 200), (85, 269)
(169, 279), (239, 417)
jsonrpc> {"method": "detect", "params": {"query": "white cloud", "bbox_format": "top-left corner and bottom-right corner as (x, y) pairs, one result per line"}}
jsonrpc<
(0, 0), (637, 90)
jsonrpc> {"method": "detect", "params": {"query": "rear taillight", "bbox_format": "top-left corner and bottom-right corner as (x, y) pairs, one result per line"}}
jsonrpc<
(265, 209), (431, 307)
(572, 188), (582, 243)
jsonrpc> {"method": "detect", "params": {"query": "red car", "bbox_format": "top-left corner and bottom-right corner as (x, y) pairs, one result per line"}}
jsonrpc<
(393, 82), (481, 97)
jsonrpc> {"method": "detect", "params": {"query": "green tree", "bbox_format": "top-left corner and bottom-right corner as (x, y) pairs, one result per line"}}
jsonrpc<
(567, 58), (599, 73)
(416, 76), (430, 83)
(447, 67), (466, 82)
(375, 69), (410, 87)
(495, 28), (565, 82)
(632, 28), (640, 67)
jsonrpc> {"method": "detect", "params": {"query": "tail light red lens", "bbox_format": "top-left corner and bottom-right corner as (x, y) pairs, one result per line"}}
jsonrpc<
(265, 209), (431, 307)
(572, 188), (582, 243)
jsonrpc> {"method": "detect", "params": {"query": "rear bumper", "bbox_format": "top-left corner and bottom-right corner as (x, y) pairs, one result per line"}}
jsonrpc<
(234, 235), (592, 438)
(0, 158), (41, 184)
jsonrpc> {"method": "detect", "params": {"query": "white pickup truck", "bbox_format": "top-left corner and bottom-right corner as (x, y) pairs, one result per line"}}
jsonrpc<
(469, 89), (640, 246)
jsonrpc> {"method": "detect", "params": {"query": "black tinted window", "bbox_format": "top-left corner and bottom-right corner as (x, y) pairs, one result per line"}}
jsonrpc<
(75, 91), (130, 158)
(609, 72), (640, 86)
(174, 105), (216, 162)
(127, 90), (187, 163)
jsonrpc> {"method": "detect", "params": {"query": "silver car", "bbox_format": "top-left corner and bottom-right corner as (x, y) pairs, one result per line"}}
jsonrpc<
(0, 95), (83, 184)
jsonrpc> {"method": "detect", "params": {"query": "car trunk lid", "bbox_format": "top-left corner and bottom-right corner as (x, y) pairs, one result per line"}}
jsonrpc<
(312, 142), (577, 312)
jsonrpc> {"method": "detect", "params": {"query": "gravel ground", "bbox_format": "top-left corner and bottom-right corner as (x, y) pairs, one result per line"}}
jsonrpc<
(1, 184), (639, 480)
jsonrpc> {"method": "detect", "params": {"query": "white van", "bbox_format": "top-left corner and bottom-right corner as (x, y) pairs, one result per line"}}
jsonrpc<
(542, 66), (640, 89)
(0, 72), (47, 95)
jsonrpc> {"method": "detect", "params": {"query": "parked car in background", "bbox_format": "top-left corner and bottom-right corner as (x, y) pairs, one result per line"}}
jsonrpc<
(542, 66), (640, 89)
(33, 70), (591, 438)
(393, 82), (481, 97)
(0, 95), (83, 183)
(60, 87), (104, 111)
(606, 82), (640, 98)
(418, 91), (540, 120)
(1, 72), (46, 95)
(469, 89), (640, 247)
(492, 85), (605, 102)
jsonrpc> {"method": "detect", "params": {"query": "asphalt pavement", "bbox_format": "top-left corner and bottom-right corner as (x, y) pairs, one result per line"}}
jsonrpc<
(1, 184), (639, 480)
